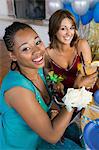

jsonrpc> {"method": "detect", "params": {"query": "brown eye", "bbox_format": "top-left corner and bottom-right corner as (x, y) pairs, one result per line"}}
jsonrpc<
(61, 27), (65, 30)
(71, 26), (75, 30)
(36, 40), (41, 45)
(22, 47), (30, 51)
(35, 37), (42, 45)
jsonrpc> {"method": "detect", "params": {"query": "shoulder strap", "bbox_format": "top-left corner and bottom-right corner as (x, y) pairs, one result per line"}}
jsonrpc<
(80, 52), (87, 75)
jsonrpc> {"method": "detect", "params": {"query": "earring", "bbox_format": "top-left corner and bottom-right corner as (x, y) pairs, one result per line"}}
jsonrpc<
(10, 61), (18, 71)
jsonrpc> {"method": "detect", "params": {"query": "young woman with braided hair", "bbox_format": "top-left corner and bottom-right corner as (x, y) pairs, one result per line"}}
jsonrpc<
(0, 22), (83, 149)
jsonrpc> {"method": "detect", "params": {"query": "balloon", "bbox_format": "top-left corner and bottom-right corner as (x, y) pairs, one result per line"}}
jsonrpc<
(81, 9), (93, 25)
(63, 3), (80, 27)
(89, 0), (98, 9)
(47, 0), (63, 16)
(94, 90), (99, 106)
(94, 2), (99, 23)
(62, 0), (73, 4)
(71, 0), (90, 16)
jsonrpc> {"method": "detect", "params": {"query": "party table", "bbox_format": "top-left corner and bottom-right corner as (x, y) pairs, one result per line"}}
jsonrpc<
(81, 99), (99, 131)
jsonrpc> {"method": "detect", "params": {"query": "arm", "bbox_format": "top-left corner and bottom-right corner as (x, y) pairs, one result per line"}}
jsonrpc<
(5, 87), (74, 144)
(77, 39), (92, 64)
(75, 39), (98, 88)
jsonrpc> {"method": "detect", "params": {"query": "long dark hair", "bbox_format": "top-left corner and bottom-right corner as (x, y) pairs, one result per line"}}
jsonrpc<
(48, 9), (78, 49)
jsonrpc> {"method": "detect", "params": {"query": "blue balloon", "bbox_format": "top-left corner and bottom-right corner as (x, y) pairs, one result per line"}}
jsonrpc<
(84, 119), (99, 150)
(63, 3), (80, 27)
(94, 2), (99, 23)
(94, 90), (99, 105)
(81, 9), (93, 25)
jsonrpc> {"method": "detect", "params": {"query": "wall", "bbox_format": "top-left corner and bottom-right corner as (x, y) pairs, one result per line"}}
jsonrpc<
(0, 19), (49, 47)
(0, 40), (11, 84)
(0, 0), (8, 16)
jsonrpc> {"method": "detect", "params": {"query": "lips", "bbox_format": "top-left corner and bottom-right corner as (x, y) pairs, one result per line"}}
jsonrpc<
(32, 56), (44, 65)
(64, 36), (72, 40)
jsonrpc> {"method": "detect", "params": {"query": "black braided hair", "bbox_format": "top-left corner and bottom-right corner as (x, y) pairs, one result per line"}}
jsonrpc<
(3, 22), (33, 71)
(3, 21), (33, 52)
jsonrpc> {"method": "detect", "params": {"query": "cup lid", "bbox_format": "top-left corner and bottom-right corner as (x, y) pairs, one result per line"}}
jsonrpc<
(84, 119), (99, 150)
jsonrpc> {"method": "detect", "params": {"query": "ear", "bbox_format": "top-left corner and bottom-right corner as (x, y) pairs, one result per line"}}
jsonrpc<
(9, 52), (17, 61)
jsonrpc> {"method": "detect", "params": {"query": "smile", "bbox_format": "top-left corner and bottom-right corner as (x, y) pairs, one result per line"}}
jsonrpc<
(64, 36), (72, 40)
(32, 56), (44, 65)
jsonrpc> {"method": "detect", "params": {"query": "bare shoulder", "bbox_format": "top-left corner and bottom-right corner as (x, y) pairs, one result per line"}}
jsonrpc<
(77, 39), (92, 62)
(5, 86), (39, 109)
(78, 39), (89, 48)
(77, 38), (91, 53)
(78, 38), (88, 44)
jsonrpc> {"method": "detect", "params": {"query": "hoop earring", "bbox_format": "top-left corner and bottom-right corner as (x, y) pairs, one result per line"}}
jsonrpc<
(10, 61), (18, 71)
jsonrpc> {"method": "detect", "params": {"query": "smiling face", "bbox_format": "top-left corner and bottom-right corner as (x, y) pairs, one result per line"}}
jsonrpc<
(56, 18), (75, 46)
(10, 28), (45, 70)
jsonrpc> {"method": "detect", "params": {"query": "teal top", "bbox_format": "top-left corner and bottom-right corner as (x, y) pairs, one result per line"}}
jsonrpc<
(0, 68), (51, 150)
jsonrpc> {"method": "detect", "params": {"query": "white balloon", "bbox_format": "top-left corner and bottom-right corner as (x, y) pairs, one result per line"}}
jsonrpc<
(89, 0), (98, 9)
(47, 0), (63, 16)
(71, 0), (90, 16)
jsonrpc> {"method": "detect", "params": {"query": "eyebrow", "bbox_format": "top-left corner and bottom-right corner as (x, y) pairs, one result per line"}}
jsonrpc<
(34, 36), (39, 39)
(18, 36), (39, 48)
(18, 42), (28, 48)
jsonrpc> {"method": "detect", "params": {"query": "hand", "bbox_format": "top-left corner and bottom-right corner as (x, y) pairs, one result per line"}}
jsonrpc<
(74, 72), (98, 89)
(62, 87), (92, 112)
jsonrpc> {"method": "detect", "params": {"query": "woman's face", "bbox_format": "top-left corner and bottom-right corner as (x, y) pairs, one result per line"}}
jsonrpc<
(56, 18), (75, 45)
(11, 28), (46, 69)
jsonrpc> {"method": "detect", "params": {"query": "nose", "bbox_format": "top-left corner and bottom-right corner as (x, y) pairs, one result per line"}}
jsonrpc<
(65, 28), (71, 35)
(31, 46), (40, 54)
(31, 45), (45, 56)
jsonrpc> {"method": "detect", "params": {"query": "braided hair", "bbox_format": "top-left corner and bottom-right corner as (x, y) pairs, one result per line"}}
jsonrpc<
(3, 21), (33, 52)
(3, 22), (33, 70)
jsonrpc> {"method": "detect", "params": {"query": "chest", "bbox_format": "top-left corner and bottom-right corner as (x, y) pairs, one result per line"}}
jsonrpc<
(32, 77), (50, 105)
(52, 49), (77, 69)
